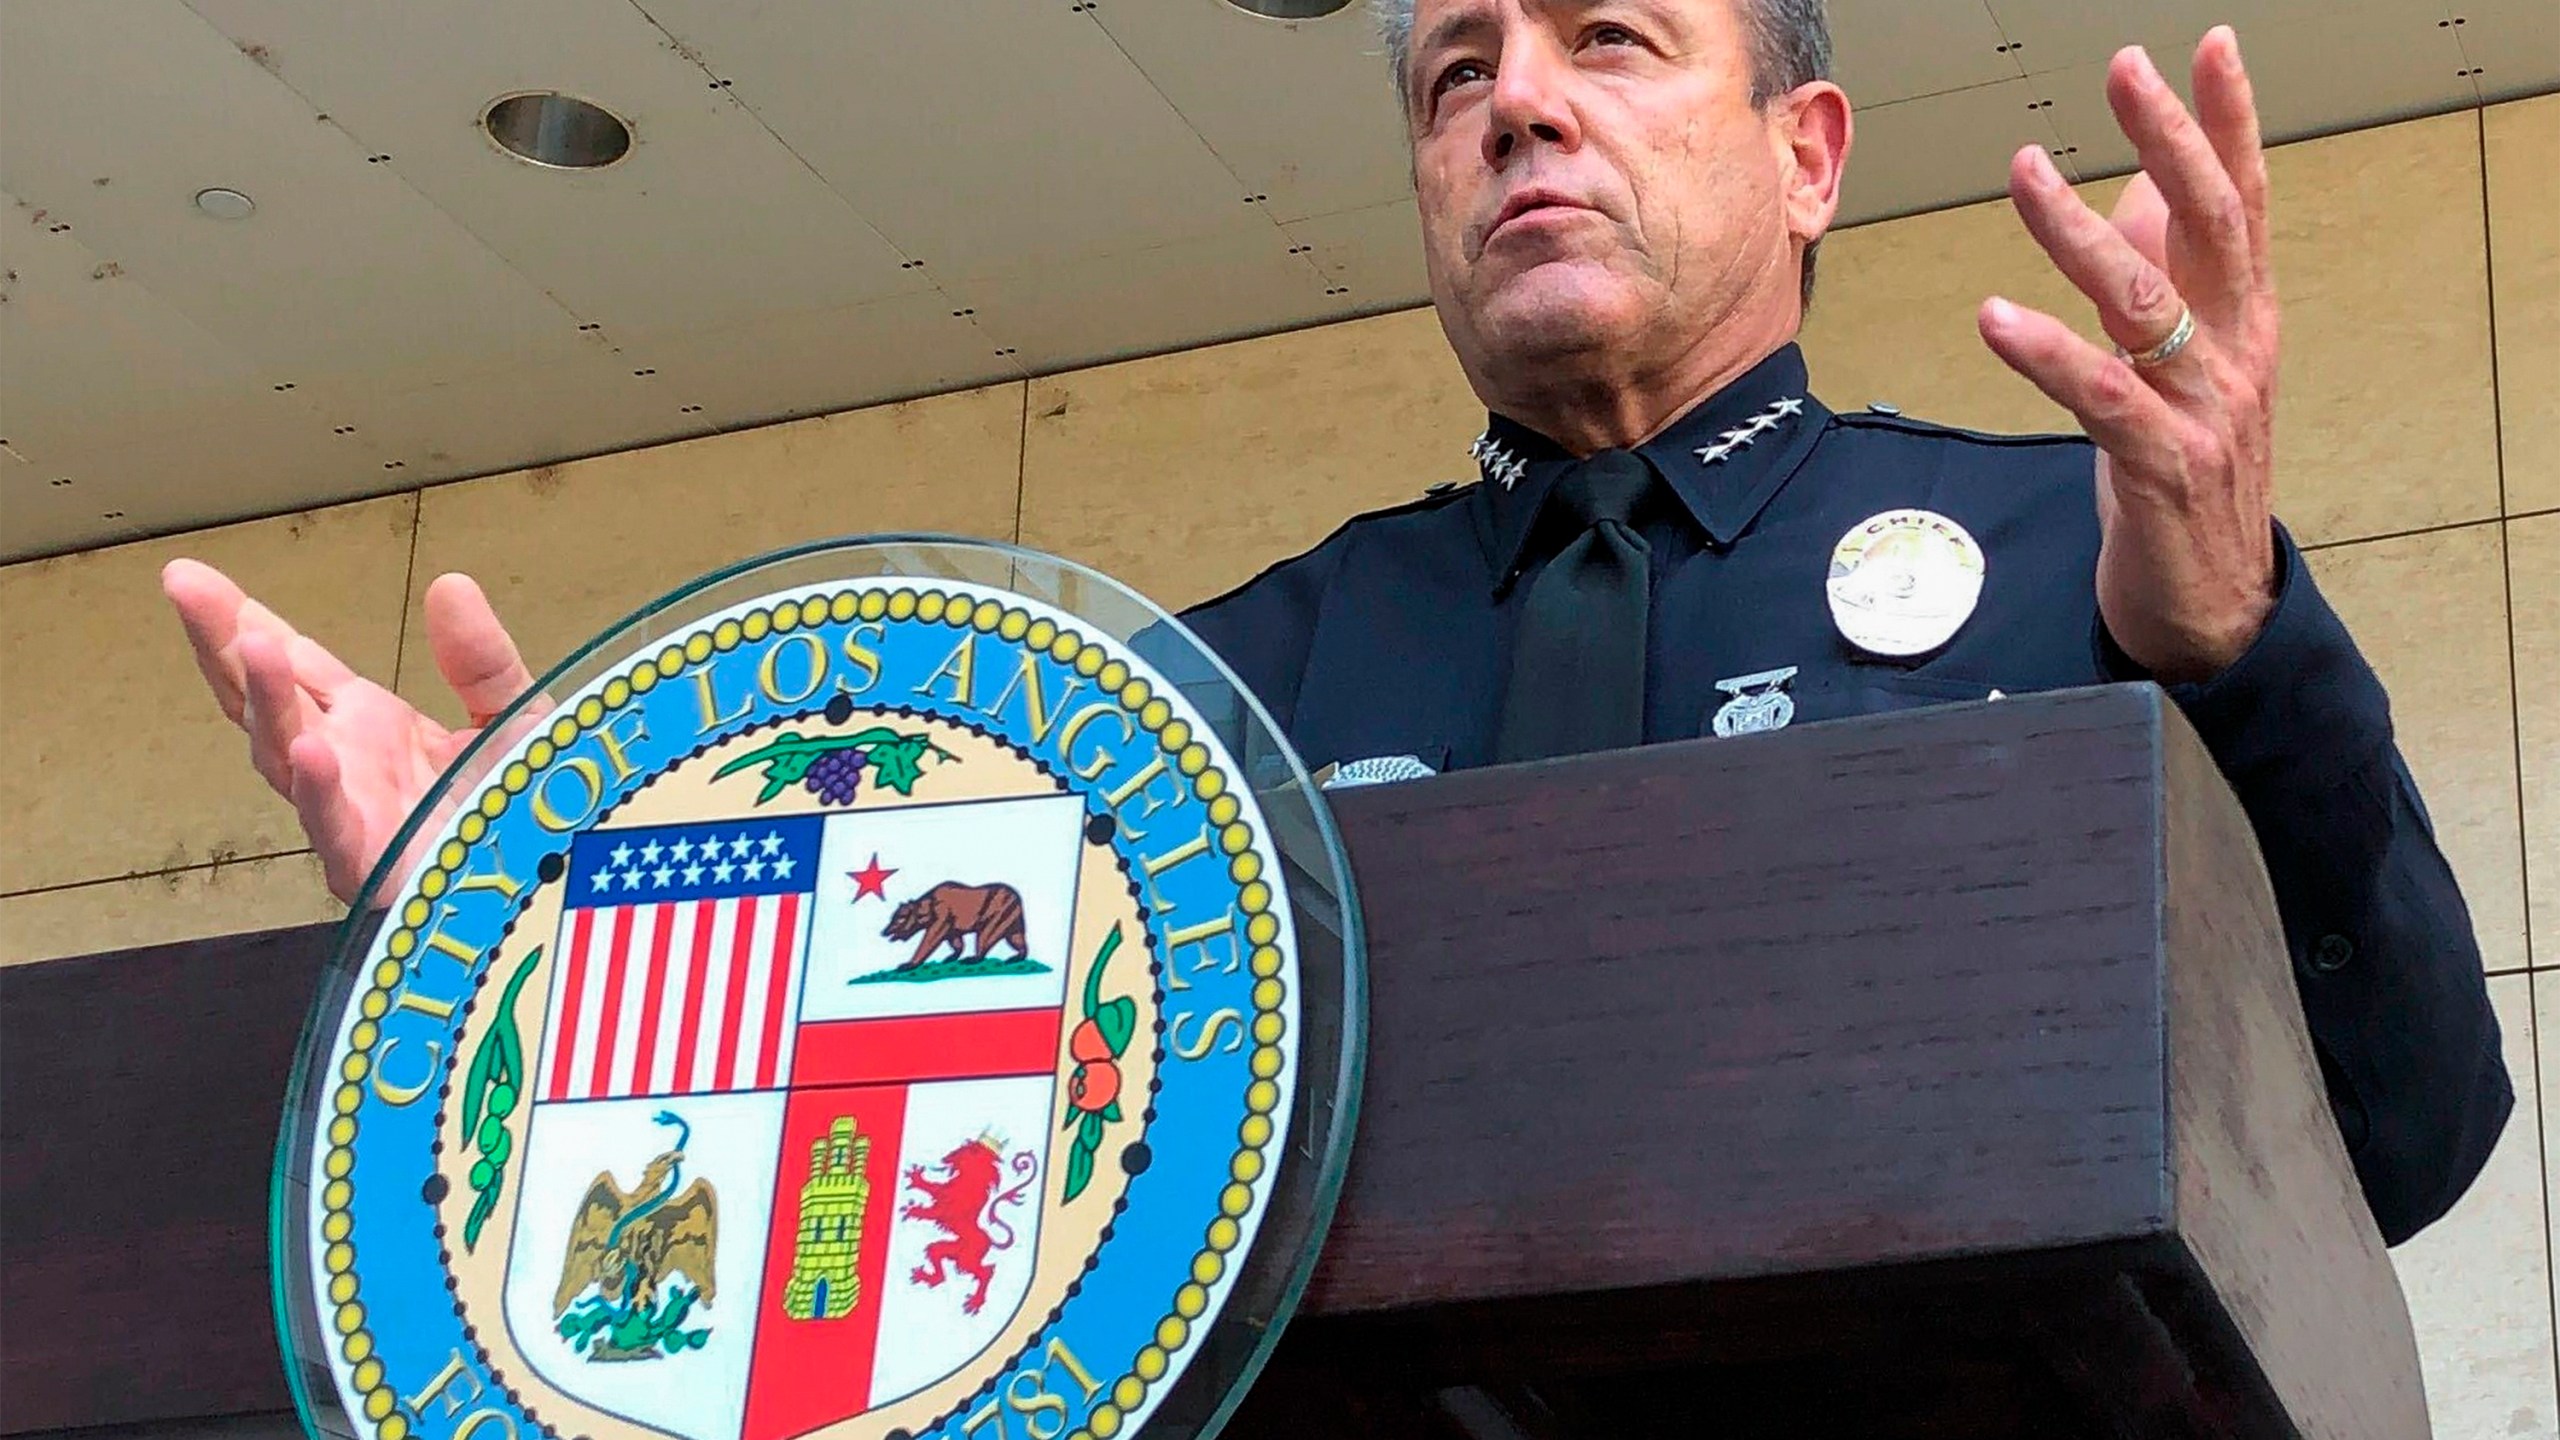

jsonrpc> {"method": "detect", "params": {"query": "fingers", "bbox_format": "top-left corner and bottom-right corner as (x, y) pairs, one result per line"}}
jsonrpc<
(162, 558), (255, 723)
(2106, 43), (2252, 319)
(2189, 27), (2271, 285)
(1979, 296), (2194, 482)
(286, 733), (373, 902)
(162, 557), (365, 721)
(287, 632), (360, 701)
(2109, 173), (2172, 272)
(424, 573), (536, 725)
(240, 629), (318, 796)
(2006, 146), (2199, 378)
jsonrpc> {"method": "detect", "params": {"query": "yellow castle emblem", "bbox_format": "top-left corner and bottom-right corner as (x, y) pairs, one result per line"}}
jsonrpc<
(782, 1117), (871, 1320)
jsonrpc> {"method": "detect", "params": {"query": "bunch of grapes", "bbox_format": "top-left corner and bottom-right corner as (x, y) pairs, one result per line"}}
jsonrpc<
(803, 748), (866, 806)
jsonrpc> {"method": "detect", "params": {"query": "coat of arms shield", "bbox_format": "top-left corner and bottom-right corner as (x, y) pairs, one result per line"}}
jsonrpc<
(275, 541), (1363, 1440)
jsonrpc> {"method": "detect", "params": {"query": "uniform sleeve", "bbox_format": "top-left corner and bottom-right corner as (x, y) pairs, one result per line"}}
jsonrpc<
(2103, 523), (2512, 1245)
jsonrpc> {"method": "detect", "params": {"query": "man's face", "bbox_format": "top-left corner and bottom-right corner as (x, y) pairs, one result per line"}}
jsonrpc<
(1405, 0), (1800, 393)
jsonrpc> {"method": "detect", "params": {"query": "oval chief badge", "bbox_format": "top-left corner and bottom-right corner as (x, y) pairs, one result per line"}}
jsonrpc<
(1826, 508), (1986, 658)
(275, 539), (1364, 1440)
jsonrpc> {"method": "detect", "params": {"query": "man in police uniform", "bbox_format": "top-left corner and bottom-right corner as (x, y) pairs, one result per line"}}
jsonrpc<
(163, 1), (2504, 1244)
(1181, 1), (2508, 1247)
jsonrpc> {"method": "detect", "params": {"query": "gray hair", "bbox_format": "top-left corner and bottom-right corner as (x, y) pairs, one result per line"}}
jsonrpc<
(1372, 0), (1834, 310)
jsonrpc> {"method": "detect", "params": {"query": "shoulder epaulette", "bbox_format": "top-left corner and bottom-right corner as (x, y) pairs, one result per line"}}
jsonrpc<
(1180, 480), (1477, 616)
(1315, 478), (1482, 541)
(1393, 478), (1483, 510)
(1830, 407), (2089, 449)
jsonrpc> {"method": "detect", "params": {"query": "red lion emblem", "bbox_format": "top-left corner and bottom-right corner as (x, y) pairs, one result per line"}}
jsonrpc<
(901, 1139), (1037, 1314)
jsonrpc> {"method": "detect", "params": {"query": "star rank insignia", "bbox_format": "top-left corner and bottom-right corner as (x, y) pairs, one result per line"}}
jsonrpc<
(1695, 395), (1805, 467)
(1468, 431), (1529, 491)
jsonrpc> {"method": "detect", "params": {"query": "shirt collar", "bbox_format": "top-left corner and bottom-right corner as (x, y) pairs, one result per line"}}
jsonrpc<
(1474, 342), (1831, 592)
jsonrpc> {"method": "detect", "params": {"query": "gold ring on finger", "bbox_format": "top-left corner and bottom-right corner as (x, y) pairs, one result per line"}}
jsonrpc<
(2121, 306), (2197, 369)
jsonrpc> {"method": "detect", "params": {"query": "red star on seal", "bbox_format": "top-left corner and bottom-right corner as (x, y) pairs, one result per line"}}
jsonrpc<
(848, 853), (897, 902)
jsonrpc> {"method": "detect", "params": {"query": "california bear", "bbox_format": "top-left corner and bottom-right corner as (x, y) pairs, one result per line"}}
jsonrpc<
(881, 882), (1030, 969)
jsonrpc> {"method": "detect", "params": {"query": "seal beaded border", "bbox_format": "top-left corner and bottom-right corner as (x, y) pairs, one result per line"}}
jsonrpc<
(319, 583), (1293, 1440)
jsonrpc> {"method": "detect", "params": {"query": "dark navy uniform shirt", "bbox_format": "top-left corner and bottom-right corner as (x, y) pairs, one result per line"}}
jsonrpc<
(1173, 341), (2509, 1245)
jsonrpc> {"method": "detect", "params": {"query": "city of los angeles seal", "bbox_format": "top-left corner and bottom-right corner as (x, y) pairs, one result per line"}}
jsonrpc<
(296, 575), (1308, 1440)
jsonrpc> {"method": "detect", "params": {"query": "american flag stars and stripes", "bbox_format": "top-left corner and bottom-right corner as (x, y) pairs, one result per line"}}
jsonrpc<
(538, 816), (826, 1105)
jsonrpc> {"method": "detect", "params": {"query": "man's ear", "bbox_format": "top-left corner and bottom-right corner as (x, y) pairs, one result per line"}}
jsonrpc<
(1778, 81), (1853, 249)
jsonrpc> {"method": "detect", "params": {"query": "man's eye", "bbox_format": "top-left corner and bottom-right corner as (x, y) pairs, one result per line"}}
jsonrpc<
(1584, 23), (1640, 47)
(1431, 60), (1491, 98)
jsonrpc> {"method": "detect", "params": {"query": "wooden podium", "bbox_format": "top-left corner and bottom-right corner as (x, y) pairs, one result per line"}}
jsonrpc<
(0, 685), (2425, 1439)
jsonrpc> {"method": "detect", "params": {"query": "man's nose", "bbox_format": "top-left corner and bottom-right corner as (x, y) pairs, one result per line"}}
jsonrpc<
(1482, 38), (1580, 165)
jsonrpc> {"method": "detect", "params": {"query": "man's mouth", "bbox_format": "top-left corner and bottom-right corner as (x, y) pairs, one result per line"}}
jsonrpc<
(1485, 188), (1593, 242)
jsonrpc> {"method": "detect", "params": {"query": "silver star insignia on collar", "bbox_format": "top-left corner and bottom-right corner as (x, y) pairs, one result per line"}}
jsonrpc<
(1468, 431), (1529, 491)
(1694, 395), (1806, 466)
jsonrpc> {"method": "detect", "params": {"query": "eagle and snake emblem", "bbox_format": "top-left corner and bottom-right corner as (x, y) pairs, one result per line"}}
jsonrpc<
(553, 1111), (720, 1362)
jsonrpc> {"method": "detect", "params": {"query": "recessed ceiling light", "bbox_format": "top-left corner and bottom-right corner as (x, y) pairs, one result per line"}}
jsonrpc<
(194, 187), (255, 219)
(480, 92), (632, 170)
(1219, 0), (1353, 15)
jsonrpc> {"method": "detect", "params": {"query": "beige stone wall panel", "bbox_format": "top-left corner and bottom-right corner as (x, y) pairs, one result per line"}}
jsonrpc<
(2509, 513), (2557, 968)
(1017, 308), (1482, 612)
(0, 494), (416, 892)
(2263, 115), (2500, 545)
(2487, 96), (2560, 516)
(2394, 973), (2553, 1434)
(0, 851), (337, 967)
(398, 384), (1027, 725)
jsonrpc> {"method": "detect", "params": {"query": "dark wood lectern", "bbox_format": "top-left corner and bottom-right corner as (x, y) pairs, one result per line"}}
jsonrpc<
(0, 685), (2425, 1439)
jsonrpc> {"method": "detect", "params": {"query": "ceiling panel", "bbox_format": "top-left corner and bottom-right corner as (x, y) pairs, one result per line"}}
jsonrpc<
(0, 0), (578, 378)
(0, 397), (151, 557)
(2455, 0), (2560, 105)
(1281, 199), (1433, 313)
(307, 346), (697, 491)
(954, 228), (1340, 375)
(0, 466), (150, 558)
(638, 0), (1273, 280)
(637, 290), (1025, 430)
(1829, 0), (2025, 106)
(2032, 2), (2474, 180)
(0, 184), (398, 557)
(0, 189), (271, 458)
(0, 0), (2546, 563)
(4, 398), (408, 556)
(1989, 0), (2488, 135)
(184, 0), (927, 338)
(1837, 78), (2065, 225)
(1986, 0), (2287, 74)
(293, 294), (1020, 496)
(0, 378), (362, 555)
(1090, 0), (1413, 223)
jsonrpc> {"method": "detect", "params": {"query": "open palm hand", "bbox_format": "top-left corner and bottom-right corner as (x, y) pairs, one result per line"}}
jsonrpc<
(162, 560), (539, 902)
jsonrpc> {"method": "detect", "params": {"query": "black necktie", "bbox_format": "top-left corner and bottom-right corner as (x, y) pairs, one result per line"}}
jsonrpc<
(1494, 449), (1657, 763)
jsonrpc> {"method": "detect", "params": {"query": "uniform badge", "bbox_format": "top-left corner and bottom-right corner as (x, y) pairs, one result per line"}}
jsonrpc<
(1710, 666), (1798, 737)
(1826, 509), (1986, 657)
(280, 545), (1360, 1440)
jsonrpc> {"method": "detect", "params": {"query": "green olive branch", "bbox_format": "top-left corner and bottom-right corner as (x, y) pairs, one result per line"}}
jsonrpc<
(460, 947), (541, 1252)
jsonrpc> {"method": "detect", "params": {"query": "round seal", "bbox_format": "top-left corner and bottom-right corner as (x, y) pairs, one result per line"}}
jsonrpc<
(1825, 509), (1986, 657)
(277, 543), (1361, 1440)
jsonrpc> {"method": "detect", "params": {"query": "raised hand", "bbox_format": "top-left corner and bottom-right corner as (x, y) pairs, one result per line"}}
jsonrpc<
(161, 560), (539, 902)
(1978, 27), (2281, 684)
